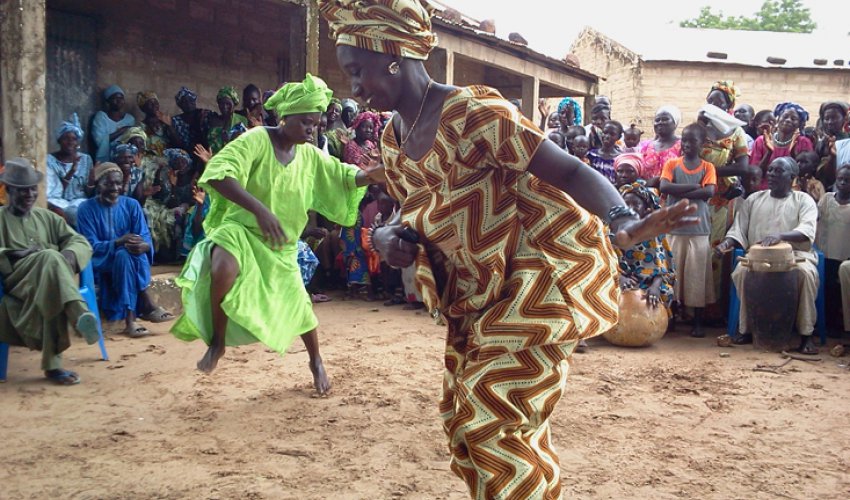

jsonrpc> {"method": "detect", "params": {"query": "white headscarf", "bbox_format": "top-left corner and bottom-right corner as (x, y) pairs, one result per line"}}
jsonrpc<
(655, 105), (682, 127)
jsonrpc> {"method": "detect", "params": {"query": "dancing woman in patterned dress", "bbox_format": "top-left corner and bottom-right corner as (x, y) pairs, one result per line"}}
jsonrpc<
(319, 1), (696, 498)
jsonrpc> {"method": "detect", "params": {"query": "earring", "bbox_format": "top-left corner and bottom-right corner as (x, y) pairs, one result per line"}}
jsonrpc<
(388, 61), (400, 75)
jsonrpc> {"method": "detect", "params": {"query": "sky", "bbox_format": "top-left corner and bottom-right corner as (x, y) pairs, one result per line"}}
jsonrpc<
(443, 0), (850, 59)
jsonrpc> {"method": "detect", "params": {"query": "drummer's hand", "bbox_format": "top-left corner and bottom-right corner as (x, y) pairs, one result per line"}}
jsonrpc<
(619, 275), (638, 289)
(373, 225), (418, 268)
(757, 234), (783, 247)
(714, 238), (735, 258)
(612, 200), (698, 249)
(645, 283), (662, 309)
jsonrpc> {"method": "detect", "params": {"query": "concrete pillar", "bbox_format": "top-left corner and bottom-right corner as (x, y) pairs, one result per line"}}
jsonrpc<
(1, 0), (48, 206)
(289, 7), (307, 81)
(305, 0), (320, 77)
(521, 76), (539, 124)
(428, 48), (454, 85)
(584, 94), (596, 129)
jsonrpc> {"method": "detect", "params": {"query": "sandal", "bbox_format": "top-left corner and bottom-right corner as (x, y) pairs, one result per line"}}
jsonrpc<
(140, 307), (175, 323)
(311, 293), (332, 303)
(383, 295), (405, 306)
(126, 325), (151, 338)
(45, 369), (81, 385)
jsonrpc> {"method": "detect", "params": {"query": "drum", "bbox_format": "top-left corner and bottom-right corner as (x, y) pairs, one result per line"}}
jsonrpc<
(739, 243), (802, 352)
(603, 289), (668, 347)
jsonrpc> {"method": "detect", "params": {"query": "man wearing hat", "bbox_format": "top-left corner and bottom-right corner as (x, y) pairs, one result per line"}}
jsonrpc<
(91, 84), (137, 163)
(0, 158), (99, 385)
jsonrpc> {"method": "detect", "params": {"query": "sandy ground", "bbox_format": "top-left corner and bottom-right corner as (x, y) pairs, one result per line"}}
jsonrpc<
(2, 292), (849, 500)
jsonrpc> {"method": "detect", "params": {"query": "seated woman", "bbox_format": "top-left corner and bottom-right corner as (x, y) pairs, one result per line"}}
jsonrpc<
(111, 143), (145, 204)
(587, 120), (623, 183)
(145, 148), (195, 261)
(207, 86), (249, 155)
(751, 102), (814, 190)
(615, 182), (675, 317)
(137, 91), (180, 158)
(46, 113), (95, 225)
(76, 163), (174, 338)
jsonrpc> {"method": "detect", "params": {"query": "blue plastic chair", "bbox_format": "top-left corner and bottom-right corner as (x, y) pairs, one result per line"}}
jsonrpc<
(0, 261), (108, 382)
(727, 247), (827, 345)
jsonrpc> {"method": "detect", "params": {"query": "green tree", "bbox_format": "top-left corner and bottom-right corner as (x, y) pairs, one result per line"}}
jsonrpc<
(680, 0), (817, 33)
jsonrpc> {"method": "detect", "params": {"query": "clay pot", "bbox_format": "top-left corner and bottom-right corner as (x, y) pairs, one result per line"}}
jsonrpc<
(603, 289), (668, 347)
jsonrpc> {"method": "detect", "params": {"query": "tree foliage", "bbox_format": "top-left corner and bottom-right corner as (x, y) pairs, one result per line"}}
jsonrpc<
(680, 0), (817, 33)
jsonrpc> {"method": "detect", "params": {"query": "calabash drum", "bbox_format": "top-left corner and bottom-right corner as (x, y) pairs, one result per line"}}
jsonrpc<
(739, 243), (802, 352)
(603, 289), (668, 347)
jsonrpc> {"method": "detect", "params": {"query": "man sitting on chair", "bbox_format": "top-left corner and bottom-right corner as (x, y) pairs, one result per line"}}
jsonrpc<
(715, 157), (820, 354)
(0, 158), (99, 385)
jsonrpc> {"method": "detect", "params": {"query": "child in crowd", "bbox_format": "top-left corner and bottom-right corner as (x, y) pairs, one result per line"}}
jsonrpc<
(587, 120), (623, 183)
(571, 134), (591, 165)
(564, 125), (586, 155)
(660, 123), (717, 338)
(587, 103), (611, 150)
(623, 124), (643, 149)
(615, 182), (676, 317)
(548, 131), (566, 150)
(795, 150), (825, 202)
(815, 164), (850, 333)
(741, 166), (762, 198)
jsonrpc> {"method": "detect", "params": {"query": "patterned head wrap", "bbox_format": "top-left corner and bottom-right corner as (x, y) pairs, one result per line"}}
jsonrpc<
(103, 84), (124, 100)
(119, 126), (148, 146)
(619, 180), (660, 211)
(94, 162), (123, 182)
(351, 111), (382, 140)
(557, 97), (582, 126)
(164, 148), (192, 168)
(655, 105), (682, 127)
(614, 152), (646, 178)
(264, 73), (333, 118)
(111, 143), (138, 160)
(136, 91), (158, 109)
(318, 0), (438, 61)
(217, 86), (240, 106)
(329, 97), (342, 109)
(175, 86), (197, 104)
(773, 102), (809, 131)
(55, 112), (84, 142)
(708, 81), (738, 112)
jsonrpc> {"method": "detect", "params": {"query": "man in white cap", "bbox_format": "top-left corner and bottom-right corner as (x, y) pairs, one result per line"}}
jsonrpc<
(0, 158), (98, 385)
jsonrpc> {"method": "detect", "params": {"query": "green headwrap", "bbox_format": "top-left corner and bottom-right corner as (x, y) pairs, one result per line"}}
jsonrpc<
(217, 86), (240, 106)
(264, 74), (333, 118)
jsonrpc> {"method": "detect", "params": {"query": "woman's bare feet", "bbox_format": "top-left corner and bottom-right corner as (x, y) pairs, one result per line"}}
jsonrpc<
(197, 344), (226, 373)
(309, 358), (331, 395)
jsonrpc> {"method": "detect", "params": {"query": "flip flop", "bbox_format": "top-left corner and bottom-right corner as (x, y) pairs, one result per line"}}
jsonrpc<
(311, 293), (332, 303)
(126, 325), (151, 338)
(45, 369), (81, 385)
(75, 311), (100, 345)
(140, 307), (175, 323)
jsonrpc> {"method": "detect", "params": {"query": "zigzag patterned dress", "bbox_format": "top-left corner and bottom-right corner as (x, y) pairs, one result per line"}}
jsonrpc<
(382, 86), (619, 499)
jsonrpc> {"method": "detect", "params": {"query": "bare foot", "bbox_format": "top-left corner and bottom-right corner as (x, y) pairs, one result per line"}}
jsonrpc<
(309, 358), (331, 395)
(197, 344), (226, 373)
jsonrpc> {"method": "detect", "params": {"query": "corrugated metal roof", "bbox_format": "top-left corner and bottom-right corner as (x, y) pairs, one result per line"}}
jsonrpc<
(575, 26), (849, 70)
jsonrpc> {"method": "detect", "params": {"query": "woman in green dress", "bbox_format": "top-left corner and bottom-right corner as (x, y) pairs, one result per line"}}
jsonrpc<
(171, 74), (384, 394)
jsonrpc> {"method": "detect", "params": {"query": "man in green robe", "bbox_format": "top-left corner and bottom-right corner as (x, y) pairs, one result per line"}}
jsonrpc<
(0, 158), (99, 385)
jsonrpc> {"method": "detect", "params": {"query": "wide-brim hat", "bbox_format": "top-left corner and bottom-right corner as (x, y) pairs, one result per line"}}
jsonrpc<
(0, 157), (44, 187)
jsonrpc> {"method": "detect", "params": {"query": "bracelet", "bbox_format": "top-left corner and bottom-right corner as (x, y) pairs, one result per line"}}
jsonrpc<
(605, 205), (639, 226)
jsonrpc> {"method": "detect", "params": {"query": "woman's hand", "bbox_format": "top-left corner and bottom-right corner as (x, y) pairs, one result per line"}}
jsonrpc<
(619, 275), (638, 289)
(612, 200), (697, 249)
(373, 225), (418, 268)
(645, 281), (662, 309)
(763, 130), (774, 152)
(194, 144), (213, 163)
(192, 185), (206, 206)
(358, 159), (386, 185)
(252, 205), (287, 249)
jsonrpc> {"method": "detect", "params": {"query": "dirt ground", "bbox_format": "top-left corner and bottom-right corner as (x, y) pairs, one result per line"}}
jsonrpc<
(1, 292), (849, 500)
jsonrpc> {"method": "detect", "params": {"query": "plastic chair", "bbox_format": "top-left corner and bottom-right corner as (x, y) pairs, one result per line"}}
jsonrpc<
(0, 261), (108, 382)
(727, 248), (827, 344)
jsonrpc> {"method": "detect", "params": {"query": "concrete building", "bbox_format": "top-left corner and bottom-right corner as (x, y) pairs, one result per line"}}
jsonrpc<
(0, 0), (598, 202)
(570, 26), (850, 129)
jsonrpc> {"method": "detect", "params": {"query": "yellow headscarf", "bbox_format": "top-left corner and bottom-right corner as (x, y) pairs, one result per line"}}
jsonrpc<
(264, 74), (334, 118)
(318, 0), (438, 61)
(136, 91), (158, 109)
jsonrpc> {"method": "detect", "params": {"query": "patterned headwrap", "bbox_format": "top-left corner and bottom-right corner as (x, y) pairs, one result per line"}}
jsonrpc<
(119, 126), (148, 145)
(264, 73), (333, 117)
(773, 102), (809, 131)
(94, 162), (123, 182)
(111, 143), (138, 160)
(55, 112), (84, 142)
(136, 91), (158, 109)
(318, 0), (438, 61)
(175, 86), (197, 104)
(708, 81), (738, 112)
(614, 152), (646, 178)
(557, 97), (582, 126)
(103, 84), (124, 100)
(164, 148), (192, 168)
(619, 180), (660, 211)
(329, 97), (342, 109)
(217, 86), (240, 106)
(655, 105), (682, 127)
(351, 111), (382, 140)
